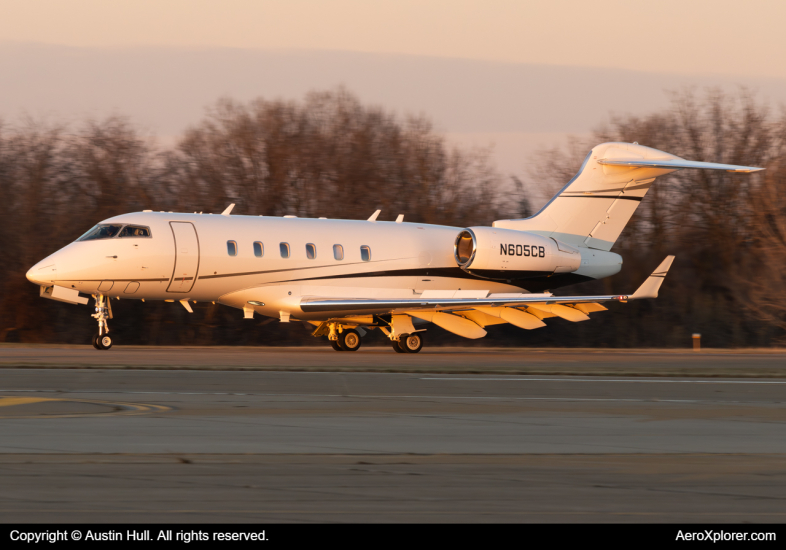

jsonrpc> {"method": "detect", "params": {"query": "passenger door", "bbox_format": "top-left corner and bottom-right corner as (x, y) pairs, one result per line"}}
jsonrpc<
(167, 222), (200, 293)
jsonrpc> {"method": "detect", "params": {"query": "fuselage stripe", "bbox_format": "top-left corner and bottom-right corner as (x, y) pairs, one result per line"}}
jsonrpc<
(559, 194), (643, 202)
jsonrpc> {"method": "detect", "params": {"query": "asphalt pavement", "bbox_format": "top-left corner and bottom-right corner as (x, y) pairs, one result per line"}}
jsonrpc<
(0, 346), (784, 522)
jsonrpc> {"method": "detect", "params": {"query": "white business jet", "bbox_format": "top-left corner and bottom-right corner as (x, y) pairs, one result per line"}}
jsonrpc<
(26, 142), (762, 353)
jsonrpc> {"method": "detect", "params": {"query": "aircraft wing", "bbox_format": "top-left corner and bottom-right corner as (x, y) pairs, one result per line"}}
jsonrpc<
(300, 256), (675, 321)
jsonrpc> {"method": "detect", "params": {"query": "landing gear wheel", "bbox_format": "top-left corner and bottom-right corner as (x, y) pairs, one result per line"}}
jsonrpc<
(392, 340), (405, 353)
(94, 333), (113, 350)
(339, 329), (361, 352)
(399, 333), (423, 353)
(330, 339), (343, 351)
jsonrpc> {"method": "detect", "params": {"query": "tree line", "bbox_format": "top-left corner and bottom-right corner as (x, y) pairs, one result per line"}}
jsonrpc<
(1, 88), (784, 347)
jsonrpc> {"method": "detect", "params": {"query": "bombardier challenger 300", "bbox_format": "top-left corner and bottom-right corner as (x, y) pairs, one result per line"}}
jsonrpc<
(26, 142), (762, 352)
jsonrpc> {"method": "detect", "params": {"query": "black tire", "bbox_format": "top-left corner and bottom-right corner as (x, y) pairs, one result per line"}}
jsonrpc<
(339, 329), (361, 352)
(392, 340), (405, 353)
(400, 332), (423, 353)
(96, 333), (113, 350)
(330, 339), (343, 351)
(92, 333), (101, 350)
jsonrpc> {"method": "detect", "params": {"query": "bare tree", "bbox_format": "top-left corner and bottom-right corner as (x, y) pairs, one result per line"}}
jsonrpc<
(172, 89), (504, 225)
(522, 89), (783, 347)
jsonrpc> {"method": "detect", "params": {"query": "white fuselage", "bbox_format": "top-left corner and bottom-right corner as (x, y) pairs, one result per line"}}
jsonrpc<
(25, 141), (763, 347)
(31, 212), (592, 321)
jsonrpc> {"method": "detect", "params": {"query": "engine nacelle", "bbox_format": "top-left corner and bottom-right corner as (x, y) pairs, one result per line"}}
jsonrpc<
(454, 227), (581, 280)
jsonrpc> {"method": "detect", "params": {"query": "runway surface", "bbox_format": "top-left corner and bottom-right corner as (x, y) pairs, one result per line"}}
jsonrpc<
(3, 345), (786, 377)
(0, 348), (785, 522)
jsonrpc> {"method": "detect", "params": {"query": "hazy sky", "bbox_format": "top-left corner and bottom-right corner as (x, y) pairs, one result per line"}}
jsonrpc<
(3, 0), (785, 78)
(2, 1), (785, 177)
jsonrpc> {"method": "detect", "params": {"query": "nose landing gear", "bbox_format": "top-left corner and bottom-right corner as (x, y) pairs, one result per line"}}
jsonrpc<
(93, 333), (113, 350)
(91, 295), (113, 350)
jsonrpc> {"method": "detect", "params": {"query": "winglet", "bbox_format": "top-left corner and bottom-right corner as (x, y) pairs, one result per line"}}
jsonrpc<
(368, 210), (381, 222)
(630, 256), (675, 299)
(221, 203), (235, 216)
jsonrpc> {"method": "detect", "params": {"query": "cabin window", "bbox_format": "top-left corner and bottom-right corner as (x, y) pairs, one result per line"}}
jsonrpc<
(118, 225), (151, 238)
(280, 242), (290, 258)
(227, 241), (237, 256)
(253, 242), (264, 257)
(76, 224), (124, 241)
(360, 245), (371, 262)
(333, 244), (344, 261)
(306, 243), (316, 260)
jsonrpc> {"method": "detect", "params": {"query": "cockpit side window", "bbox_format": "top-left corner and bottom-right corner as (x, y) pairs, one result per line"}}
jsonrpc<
(118, 225), (151, 238)
(76, 224), (124, 241)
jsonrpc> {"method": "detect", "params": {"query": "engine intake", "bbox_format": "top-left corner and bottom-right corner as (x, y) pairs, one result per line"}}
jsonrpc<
(454, 227), (581, 280)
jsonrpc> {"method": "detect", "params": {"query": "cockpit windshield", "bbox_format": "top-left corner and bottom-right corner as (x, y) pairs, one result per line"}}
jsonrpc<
(76, 224), (151, 242)
(76, 224), (124, 241)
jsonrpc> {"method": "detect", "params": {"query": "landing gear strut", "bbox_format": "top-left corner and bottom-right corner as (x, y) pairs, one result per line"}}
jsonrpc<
(91, 295), (113, 350)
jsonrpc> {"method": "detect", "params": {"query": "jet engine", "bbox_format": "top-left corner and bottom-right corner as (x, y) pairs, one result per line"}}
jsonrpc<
(454, 227), (581, 280)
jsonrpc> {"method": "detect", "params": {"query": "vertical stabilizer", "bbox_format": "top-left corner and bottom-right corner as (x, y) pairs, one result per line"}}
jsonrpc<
(493, 142), (762, 251)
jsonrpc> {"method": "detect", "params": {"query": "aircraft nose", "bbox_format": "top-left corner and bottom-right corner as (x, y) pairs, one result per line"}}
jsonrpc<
(26, 260), (56, 285)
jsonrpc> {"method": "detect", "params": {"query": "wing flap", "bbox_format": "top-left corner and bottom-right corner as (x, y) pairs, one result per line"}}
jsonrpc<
(500, 308), (547, 329)
(459, 310), (509, 328)
(573, 302), (608, 314)
(526, 303), (590, 322)
(475, 306), (547, 329)
(409, 311), (487, 339)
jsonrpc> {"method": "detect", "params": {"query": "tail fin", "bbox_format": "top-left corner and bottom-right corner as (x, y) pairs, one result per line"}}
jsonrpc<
(494, 142), (763, 251)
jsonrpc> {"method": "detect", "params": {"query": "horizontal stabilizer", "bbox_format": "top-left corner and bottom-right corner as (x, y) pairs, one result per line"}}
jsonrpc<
(598, 158), (763, 173)
(630, 256), (675, 299)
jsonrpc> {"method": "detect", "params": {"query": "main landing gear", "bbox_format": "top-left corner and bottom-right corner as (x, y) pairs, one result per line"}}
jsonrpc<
(327, 323), (362, 352)
(91, 294), (113, 350)
(321, 319), (424, 353)
(392, 333), (424, 354)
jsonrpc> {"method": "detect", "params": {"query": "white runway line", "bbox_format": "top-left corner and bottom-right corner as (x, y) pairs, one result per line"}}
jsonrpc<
(421, 377), (786, 384)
